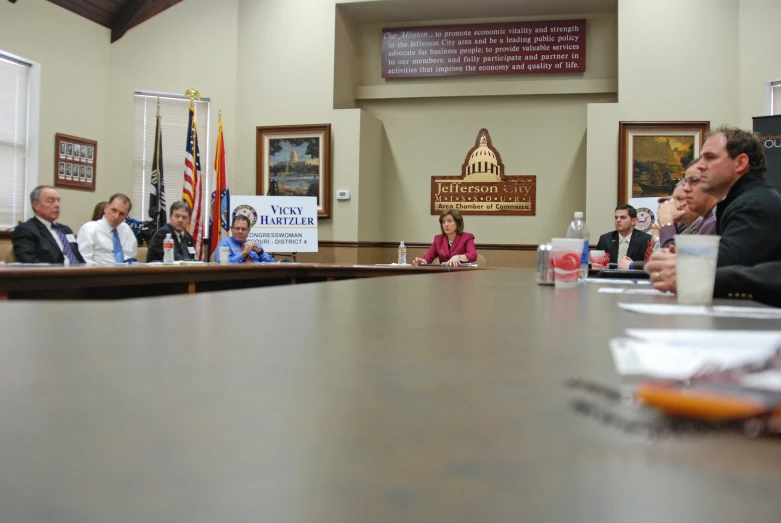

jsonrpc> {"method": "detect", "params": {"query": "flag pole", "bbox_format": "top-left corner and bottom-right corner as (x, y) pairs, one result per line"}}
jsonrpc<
(156, 96), (160, 116)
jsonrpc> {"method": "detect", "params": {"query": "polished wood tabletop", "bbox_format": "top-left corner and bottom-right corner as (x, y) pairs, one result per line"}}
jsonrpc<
(0, 262), (481, 299)
(1, 268), (780, 522)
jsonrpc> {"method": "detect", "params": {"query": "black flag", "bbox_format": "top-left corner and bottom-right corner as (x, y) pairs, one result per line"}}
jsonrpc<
(148, 112), (166, 227)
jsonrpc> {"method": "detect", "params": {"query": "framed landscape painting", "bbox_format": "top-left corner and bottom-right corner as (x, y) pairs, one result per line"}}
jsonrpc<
(618, 121), (710, 202)
(256, 124), (331, 218)
(618, 121), (709, 230)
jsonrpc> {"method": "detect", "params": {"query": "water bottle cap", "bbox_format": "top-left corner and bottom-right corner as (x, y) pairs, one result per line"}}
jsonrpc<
(574, 211), (584, 219)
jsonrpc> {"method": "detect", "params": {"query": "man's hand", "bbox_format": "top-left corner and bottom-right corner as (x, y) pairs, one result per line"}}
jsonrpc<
(650, 222), (661, 241)
(644, 248), (677, 292)
(657, 199), (685, 226)
(617, 256), (634, 270)
(445, 255), (462, 267)
(240, 242), (253, 257)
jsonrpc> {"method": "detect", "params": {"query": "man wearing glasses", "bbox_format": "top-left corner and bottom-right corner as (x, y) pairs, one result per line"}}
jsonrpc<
(655, 158), (719, 248)
(212, 214), (274, 264)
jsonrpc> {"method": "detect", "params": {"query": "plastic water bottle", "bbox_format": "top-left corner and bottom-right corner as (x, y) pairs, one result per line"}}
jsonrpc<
(397, 241), (407, 265)
(566, 211), (590, 281)
(163, 233), (174, 264)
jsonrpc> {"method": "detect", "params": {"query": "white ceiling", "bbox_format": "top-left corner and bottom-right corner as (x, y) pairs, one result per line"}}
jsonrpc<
(338, 0), (617, 23)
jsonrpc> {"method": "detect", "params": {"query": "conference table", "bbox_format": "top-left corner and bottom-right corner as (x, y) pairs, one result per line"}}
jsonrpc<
(0, 262), (479, 299)
(1, 268), (780, 522)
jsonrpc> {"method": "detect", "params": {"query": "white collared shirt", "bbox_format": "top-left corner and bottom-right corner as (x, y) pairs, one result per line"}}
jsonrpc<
(35, 216), (70, 266)
(77, 217), (138, 265)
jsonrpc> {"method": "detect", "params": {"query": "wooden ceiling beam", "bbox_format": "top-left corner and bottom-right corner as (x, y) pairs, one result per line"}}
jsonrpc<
(111, 0), (184, 43)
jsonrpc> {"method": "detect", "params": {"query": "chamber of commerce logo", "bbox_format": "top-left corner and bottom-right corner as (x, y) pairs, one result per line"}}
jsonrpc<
(430, 128), (536, 216)
(232, 204), (258, 227)
(635, 207), (656, 232)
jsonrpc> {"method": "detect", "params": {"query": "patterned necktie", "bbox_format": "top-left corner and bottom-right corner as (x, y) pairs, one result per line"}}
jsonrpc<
(52, 224), (81, 265)
(112, 228), (125, 263)
(618, 236), (629, 260)
(179, 234), (190, 260)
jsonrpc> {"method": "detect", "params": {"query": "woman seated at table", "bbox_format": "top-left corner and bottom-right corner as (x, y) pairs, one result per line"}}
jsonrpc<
(414, 208), (478, 267)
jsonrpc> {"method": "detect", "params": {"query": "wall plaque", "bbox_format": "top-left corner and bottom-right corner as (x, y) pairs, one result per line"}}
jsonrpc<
(430, 129), (536, 216)
(383, 19), (585, 78)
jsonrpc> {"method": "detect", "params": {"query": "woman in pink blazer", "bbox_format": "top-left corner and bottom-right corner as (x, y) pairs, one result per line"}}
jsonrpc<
(414, 208), (478, 267)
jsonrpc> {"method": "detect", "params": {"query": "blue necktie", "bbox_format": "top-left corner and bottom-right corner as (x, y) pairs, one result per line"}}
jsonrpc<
(112, 228), (125, 263)
(52, 224), (81, 265)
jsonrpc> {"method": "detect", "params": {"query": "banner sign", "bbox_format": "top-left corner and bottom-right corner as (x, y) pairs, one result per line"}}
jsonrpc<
(230, 195), (318, 252)
(430, 129), (536, 216)
(752, 115), (781, 195)
(382, 19), (586, 79)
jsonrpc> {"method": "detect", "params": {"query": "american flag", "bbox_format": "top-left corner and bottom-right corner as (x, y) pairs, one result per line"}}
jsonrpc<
(182, 104), (204, 260)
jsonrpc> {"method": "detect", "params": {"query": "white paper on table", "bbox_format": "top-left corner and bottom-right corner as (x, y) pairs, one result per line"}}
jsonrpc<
(618, 302), (781, 319)
(598, 287), (668, 295)
(609, 338), (779, 378)
(625, 329), (781, 348)
(586, 278), (652, 285)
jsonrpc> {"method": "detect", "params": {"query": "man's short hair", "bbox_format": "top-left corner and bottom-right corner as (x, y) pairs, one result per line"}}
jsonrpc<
(108, 193), (133, 213)
(615, 203), (637, 219)
(232, 214), (250, 228)
(29, 185), (54, 205)
(707, 126), (767, 173)
(685, 157), (701, 169)
(169, 200), (192, 217)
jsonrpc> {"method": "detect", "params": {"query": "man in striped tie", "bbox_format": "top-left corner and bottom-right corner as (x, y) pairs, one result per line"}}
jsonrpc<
(11, 186), (85, 265)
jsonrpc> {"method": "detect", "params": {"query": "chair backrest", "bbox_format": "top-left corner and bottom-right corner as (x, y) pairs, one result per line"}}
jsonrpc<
(136, 246), (148, 263)
(476, 253), (487, 267)
(2, 244), (16, 263)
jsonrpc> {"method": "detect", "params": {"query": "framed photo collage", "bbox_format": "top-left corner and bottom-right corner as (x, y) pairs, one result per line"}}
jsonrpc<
(55, 133), (97, 191)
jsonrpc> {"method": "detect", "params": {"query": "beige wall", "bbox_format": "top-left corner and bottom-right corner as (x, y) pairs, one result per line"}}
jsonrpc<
(0, 0), (110, 229)
(738, 0), (781, 127)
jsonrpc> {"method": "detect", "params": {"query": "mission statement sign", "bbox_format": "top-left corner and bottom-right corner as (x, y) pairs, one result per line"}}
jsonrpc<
(382, 20), (586, 78)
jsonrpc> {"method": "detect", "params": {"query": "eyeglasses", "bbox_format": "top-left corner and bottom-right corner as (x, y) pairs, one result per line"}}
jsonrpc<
(231, 226), (248, 232)
(682, 178), (702, 187)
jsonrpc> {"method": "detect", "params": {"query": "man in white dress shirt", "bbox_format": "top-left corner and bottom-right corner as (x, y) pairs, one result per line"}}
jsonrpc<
(77, 193), (138, 265)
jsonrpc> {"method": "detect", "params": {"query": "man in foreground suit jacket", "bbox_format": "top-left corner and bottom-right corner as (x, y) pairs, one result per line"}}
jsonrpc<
(11, 185), (85, 264)
(146, 201), (195, 262)
(595, 204), (652, 264)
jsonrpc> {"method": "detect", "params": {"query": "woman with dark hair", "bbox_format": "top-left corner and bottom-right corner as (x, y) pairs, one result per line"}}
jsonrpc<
(90, 201), (107, 221)
(414, 208), (478, 267)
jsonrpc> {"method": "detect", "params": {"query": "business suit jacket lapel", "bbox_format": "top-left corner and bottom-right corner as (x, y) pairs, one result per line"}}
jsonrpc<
(448, 234), (463, 257)
(628, 230), (645, 259)
(32, 218), (62, 261)
(608, 231), (619, 263)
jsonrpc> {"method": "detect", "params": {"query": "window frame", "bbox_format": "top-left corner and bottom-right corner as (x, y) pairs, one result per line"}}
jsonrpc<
(0, 50), (40, 237)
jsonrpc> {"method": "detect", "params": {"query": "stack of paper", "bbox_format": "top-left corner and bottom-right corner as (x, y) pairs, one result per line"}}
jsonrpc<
(610, 329), (781, 389)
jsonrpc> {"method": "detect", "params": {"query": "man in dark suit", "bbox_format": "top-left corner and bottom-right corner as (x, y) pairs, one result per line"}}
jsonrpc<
(595, 204), (652, 264)
(146, 201), (195, 262)
(11, 185), (85, 264)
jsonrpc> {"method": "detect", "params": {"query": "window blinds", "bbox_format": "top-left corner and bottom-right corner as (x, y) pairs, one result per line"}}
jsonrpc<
(773, 82), (781, 116)
(0, 54), (30, 230)
(132, 93), (210, 222)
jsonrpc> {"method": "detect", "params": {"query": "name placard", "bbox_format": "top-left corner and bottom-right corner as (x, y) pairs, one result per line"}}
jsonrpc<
(230, 196), (318, 252)
(382, 20), (586, 78)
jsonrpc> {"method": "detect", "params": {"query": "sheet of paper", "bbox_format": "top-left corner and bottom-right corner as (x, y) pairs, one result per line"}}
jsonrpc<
(609, 338), (778, 378)
(586, 278), (652, 285)
(598, 287), (667, 295)
(618, 302), (781, 319)
(625, 329), (781, 348)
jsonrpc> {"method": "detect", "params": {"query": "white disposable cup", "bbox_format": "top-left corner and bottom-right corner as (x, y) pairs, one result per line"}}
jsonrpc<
(675, 235), (720, 305)
(550, 238), (585, 288)
(219, 246), (230, 266)
(590, 249), (606, 270)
